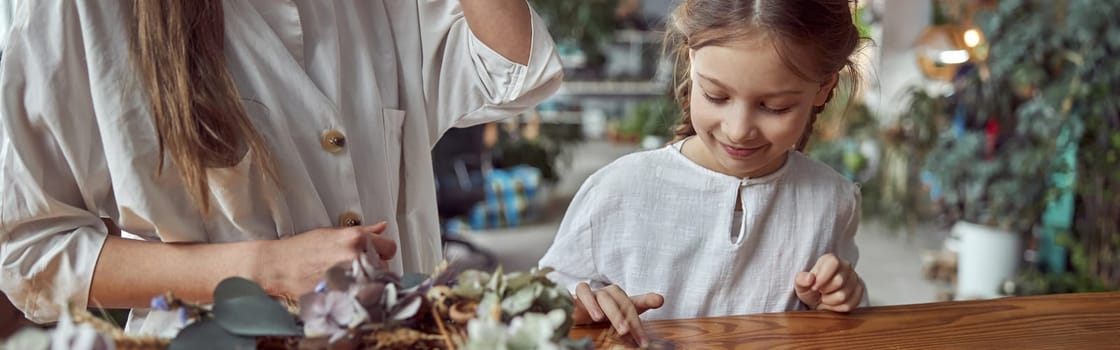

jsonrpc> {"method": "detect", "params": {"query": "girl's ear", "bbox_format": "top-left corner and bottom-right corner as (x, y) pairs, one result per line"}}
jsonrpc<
(813, 73), (840, 107)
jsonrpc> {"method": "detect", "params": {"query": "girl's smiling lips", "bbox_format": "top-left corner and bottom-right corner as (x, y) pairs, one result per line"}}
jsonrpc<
(720, 141), (767, 159)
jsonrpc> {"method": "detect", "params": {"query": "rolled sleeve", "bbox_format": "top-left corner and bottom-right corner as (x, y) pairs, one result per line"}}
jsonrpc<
(0, 74), (108, 323)
(419, 2), (563, 139)
(1, 106), (109, 324)
(462, 6), (561, 108)
(1, 223), (107, 323)
(0, 0), (111, 324)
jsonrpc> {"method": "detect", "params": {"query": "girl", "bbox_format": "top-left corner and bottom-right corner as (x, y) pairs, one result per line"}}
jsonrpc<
(0, 0), (561, 335)
(539, 0), (868, 346)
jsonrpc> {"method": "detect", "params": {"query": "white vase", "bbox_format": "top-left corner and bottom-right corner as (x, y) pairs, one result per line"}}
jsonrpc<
(954, 221), (1022, 300)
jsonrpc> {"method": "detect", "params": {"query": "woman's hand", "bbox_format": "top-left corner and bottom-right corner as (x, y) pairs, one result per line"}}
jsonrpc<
(571, 282), (664, 347)
(255, 222), (396, 298)
(794, 253), (864, 312)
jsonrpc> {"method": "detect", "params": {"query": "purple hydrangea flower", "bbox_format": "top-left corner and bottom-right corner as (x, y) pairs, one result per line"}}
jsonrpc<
(150, 295), (169, 311)
(299, 290), (357, 336)
(177, 307), (189, 325)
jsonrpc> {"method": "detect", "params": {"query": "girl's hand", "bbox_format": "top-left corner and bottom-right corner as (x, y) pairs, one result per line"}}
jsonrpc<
(794, 253), (864, 312)
(255, 222), (396, 298)
(572, 282), (664, 347)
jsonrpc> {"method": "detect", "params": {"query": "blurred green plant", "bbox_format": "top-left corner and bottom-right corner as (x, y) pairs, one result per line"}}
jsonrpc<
(528, 0), (619, 69)
(617, 96), (678, 141)
(806, 73), (942, 232)
(617, 105), (647, 140)
(854, 3), (874, 40)
(918, 0), (1120, 290)
(921, 0), (1105, 233)
(494, 138), (562, 183)
(807, 99), (876, 182)
(862, 88), (945, 232)
(640, 96), (679, 140)
(494, 119), (582, 183)
(1070, 122), (1120, 287)
(985, 0), (1118, 290)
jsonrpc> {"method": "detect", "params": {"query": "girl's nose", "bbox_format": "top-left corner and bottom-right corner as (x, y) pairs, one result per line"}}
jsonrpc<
(722, 108), (759, 143)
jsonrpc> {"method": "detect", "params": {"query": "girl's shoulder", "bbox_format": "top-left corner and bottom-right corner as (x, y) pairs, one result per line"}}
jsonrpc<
(785, 151), (860, 198)
(586, 144), (680, 174)
(603, 146), (676, 168)
(788, 152), (863, 235)
(582, 146), (681, 186)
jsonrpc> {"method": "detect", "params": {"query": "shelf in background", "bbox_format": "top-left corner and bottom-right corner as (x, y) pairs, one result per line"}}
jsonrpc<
(558, 80), (668, 97)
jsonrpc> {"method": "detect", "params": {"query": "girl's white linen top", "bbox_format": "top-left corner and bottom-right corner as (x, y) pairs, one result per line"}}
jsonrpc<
(538, 142), (867, 320)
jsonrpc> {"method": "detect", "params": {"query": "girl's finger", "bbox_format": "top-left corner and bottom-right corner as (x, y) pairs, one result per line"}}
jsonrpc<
(595, 290), (630, 335)
(575, 283), (604, 322)
(812, 255), (842, 291)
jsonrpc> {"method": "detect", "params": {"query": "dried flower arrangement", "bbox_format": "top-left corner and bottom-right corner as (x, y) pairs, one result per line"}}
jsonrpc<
(65, 248), (593, 350)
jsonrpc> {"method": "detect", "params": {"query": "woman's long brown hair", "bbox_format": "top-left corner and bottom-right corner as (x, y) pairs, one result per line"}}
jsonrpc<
(130, 0), (278, 213)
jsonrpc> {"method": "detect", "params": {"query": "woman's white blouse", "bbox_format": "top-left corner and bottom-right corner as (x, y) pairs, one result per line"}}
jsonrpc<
(0, 0), (562, 327)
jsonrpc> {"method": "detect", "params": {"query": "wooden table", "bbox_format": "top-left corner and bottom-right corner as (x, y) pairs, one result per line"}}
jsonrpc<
(569, 292), (1120, 349)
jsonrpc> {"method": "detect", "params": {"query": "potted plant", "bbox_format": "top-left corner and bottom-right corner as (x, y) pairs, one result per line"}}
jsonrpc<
(914, 1), (1054, 300)
(998, 0), (1120, 296)
(917, 0), (1120, 299)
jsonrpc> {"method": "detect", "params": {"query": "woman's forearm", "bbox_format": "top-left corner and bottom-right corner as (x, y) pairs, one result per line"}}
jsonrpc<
(460, 0), (533, 65)
(88, 235), (265, 308)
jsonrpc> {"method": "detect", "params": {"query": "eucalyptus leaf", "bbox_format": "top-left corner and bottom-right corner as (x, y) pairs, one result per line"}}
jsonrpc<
(213, 277), (268, 302)
(169, 318), (255, 350)
(501, 283), (541, 316)
(212, 295), (302, 336)
(506, 312), (558, 349)
(452, 283), (485, 300)
(486, 266), (506, 296)
(477, 292), (501, 321)
(532, 267), (554, 279)
(505, 271), (533, 291)
(457, 270), (490, 286)
(461, 318), (508, 350)
(453, 270), (490, 299)
(399, 272), (429, 290)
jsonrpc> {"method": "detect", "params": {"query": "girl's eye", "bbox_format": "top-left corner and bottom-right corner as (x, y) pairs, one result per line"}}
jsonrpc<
(761, 104), (793, 114)
(703, 93), (729, 104)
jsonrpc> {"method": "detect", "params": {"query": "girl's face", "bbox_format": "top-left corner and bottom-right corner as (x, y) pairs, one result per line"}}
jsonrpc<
(685, 34), (836, 179)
